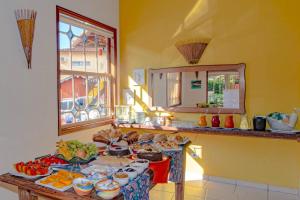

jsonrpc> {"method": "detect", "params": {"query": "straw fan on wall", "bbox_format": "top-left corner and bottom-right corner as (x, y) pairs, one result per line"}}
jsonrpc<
(15, 9), (37, 69)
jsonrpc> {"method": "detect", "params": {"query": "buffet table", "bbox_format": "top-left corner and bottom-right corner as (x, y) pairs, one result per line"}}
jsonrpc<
(0, 142), (189, 200)
(0, 169), (154, 200)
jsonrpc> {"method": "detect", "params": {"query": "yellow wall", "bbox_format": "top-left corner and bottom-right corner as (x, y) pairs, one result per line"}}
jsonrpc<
(120, 0), (300, 188)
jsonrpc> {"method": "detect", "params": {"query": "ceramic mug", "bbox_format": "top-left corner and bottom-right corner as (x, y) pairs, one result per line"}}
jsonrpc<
(253, 116), (266, 131)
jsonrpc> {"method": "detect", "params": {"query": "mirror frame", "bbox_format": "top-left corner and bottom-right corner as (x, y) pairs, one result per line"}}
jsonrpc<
(148, 63), (246, 114)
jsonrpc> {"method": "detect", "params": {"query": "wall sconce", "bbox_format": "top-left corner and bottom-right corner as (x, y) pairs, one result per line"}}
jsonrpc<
(15, 9), (37, 69)
(176, 42), (208, 64)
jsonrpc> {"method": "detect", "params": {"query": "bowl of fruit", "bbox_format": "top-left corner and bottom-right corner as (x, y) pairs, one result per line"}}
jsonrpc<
(56, 140), (98, 164)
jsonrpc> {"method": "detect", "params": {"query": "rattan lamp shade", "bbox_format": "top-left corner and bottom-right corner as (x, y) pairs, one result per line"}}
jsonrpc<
(176, 42), (207, 64)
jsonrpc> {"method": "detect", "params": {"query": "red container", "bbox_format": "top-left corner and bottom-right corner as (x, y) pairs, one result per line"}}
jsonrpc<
(149, 156), (171, 183)
(211, 115), (220, 127)
(225, 115), (234, 128)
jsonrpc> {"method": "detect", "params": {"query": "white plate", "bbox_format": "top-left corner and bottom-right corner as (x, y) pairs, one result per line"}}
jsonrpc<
(9, 169), (53, 180)
(81, 165), (118, 176)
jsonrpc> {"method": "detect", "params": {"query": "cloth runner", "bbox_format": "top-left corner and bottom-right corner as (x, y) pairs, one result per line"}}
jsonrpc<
(163, 148), (183, 183)
(121, 171), (151, 200)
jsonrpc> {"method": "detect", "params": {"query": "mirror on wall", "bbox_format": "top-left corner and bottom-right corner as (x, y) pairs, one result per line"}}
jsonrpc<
(148, 63), (245, 114)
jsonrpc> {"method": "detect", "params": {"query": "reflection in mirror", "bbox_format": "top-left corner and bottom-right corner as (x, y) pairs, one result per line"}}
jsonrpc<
(167, 72), (181, 107)
(149, 63), (245, 114)
(152, 73), (167, 107)
(208, 71), (240, 108)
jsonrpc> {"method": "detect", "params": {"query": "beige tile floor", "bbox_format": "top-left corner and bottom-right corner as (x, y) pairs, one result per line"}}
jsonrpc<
(150, 180), (300, 200)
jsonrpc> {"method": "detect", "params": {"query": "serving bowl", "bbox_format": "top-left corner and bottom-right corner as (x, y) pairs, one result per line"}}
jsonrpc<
(267, 112), (294, 131)
(72, 178), (93, 196)
(95, 179), (120, 200)
(132, 159), (149, 170)
(123, 167), (138, 180)
(113, 172), (129, 186)
(129, 163), (144, 174)
(267, 117), (293, 131)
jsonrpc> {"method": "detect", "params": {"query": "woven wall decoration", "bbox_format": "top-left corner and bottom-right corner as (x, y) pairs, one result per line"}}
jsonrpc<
(176, 42), (207, 64)
(15, 9), (37, 69)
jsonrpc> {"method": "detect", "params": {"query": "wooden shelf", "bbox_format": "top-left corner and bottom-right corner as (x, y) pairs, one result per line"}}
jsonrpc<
(118, 124), (300, 141)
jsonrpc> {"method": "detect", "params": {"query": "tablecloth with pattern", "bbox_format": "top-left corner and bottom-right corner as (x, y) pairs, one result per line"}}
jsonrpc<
(163, 148), (183, 183)
(120, 171), (151, 200)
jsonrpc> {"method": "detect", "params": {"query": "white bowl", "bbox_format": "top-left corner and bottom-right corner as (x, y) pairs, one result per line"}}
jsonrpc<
(123, 167), (138, 180)
(129, 164), (144, 174)
(113, 172), (129, 186)
(132, 159), (149, 170)
(72, 178), (93, 196)
(95, 179), (120, 200)
(267, 117), (294, 131)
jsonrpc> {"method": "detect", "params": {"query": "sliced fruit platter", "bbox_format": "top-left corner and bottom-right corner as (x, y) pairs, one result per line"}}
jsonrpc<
(10, 155), (67, 179)
(56, 140), (98, 164)
(35, 170), (84, 192)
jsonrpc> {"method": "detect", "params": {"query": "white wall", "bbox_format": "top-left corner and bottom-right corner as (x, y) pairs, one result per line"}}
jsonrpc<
(0, 0), (119, 199)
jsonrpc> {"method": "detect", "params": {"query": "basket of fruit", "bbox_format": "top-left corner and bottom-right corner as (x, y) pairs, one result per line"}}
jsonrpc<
(56, 140), (98, 165)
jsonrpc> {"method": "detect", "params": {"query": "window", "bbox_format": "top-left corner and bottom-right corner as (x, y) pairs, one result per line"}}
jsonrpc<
(71, 61), (91, 67)
(57, 6), (117, 135)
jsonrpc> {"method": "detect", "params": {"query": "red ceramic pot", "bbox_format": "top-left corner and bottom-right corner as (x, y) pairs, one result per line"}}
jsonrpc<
(225, 115), (234, 128)
(211, 115), (220, 127)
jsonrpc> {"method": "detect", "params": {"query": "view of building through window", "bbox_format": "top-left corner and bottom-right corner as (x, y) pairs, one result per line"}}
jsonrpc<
(58, 12), (115, 129)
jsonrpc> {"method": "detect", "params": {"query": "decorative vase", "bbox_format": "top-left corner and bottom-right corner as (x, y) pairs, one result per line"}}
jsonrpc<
(240, 114), (249, 130)
(199, 115), (207, 127)
(211, 115), (220, 127)
(225, 115), (234, 128)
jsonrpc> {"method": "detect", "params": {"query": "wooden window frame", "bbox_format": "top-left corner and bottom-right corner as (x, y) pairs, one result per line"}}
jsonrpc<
(56, 6), (117, 135)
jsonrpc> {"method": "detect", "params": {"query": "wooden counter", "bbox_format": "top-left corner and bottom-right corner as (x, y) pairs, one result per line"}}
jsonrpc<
(118, 124), (300, 141)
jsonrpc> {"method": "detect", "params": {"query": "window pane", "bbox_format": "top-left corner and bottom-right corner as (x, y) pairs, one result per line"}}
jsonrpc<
(85, 33), (98, 73)
(74, 75), (87, 110)
(59, 33), (71, 70)
(71, 25), (84, 37)
(60, 75), (74, 111)
(87, 76), (99, 109)
(97, 35), (108, 73)
(75, 111), (88, 122)
(61, 112), (74, 125)
(99, 78), (108, 106)
(89, 109), (100, 120)
(59, 22), (69, 33)
(71, 36), (85, 71)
